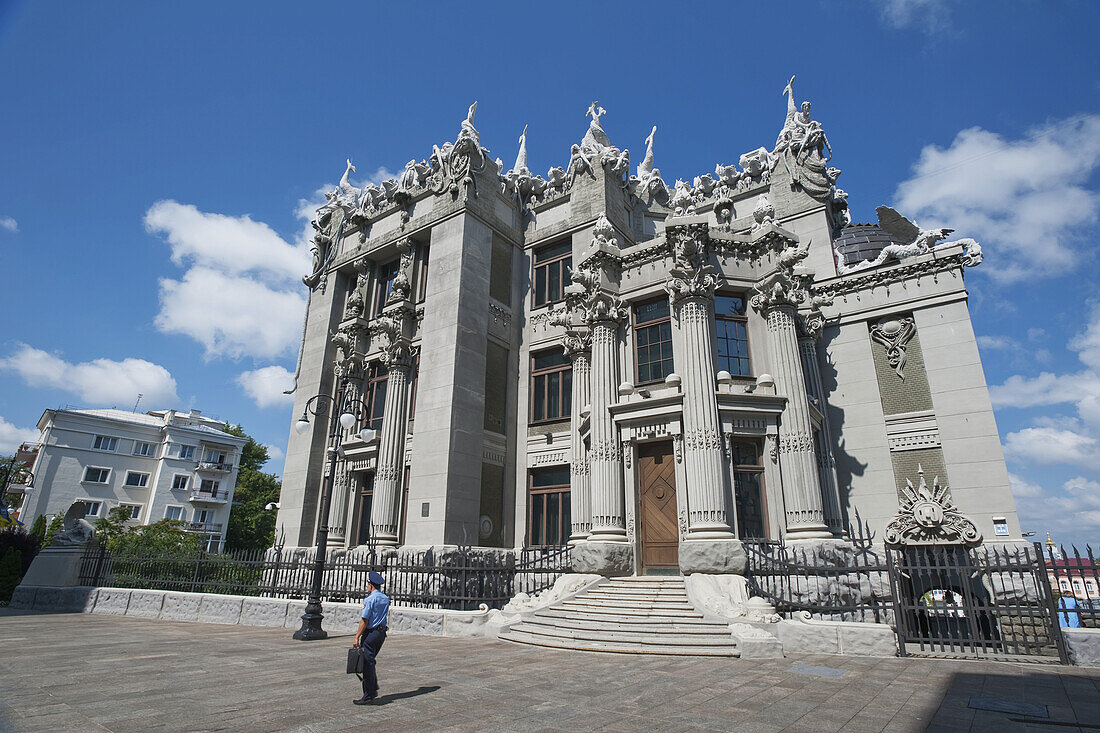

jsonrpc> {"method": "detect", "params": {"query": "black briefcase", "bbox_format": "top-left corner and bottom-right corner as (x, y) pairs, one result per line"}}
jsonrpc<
(346, 647), (363, 676)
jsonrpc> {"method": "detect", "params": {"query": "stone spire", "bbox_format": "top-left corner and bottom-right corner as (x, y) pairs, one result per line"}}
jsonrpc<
(513, 124), (530, 175)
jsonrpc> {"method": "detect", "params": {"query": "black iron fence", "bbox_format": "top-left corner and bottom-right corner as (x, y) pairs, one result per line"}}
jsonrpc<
(77, 542), (571, 611)
(743, 536), (893, 623)
(1045, 543), (1100, 629)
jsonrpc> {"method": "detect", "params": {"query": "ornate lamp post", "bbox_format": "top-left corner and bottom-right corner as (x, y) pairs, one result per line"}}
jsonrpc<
(291, 374), (376, 641)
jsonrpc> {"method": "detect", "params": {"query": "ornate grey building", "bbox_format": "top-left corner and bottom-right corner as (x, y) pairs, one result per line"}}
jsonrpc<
(277, 82), (1015, 576)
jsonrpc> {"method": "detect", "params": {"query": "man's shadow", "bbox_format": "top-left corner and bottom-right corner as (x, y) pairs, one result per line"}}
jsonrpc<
(372, 685), (442, 706)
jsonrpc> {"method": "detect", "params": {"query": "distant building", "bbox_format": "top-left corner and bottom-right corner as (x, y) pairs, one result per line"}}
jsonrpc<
(3, 441), (39, 519)
(19, 408), (247, 551)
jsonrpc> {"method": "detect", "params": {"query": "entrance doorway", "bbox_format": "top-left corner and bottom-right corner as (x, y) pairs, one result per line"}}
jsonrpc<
(636, 440), (679, 574)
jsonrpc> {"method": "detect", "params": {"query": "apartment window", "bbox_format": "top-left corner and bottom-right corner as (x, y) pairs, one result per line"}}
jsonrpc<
(164, 505), (185, 521)
(179, 445), (196, 460)
(364, 362), (388, 432)
(120, 503), (142, 521)
(715, 294), (751, 377)
(634, 298), (674, 384)
(172, 475), (190, 490)
(533, 240), (571, 307)
(528, 466), (571, 547)
(374, 259), (400, 315)
(531, 349), (572, 423)
(195, 509), (213, 525)
(76, 500), (102, 518)
(124, 471), (150, 488)
(200, 479), (220, 494)
(82, 466), (110, 484)
(417, 245), (430, 302)
(203, 449), (227, 465)
(132, 441), (155, 457)
(92, 435), (119, 452)
(731, 440), (766, 539)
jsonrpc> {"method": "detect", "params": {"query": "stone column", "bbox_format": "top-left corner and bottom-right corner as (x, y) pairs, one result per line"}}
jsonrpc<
(564, 331), (592, 544)
(367, 301), (415, 546)
(798, 329), (843, 534)
(760, 302), (831, 539)
(587, 315), (628, 544)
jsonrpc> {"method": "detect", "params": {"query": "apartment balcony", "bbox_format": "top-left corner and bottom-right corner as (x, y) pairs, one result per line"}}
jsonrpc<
(195, 461), (233, 473)
(185, 522), (223, 534)
(188, 488), (229, 504)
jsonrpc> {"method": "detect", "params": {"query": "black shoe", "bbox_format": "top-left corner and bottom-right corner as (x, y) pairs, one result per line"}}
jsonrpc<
(353, 695), (376, 706)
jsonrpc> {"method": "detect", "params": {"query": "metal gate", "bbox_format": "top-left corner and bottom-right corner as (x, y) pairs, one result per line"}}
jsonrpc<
(887, 543), (1068, 663)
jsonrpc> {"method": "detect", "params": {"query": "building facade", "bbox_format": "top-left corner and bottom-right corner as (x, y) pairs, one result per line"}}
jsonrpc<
(278, 84), (1018, 575)
(20, 408), (247, 551)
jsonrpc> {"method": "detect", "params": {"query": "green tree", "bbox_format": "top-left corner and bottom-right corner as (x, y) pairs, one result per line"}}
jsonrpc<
(43, 515), (64, 546)
(110, 519), (200, 556)
(94, 506), (133, 546)
(222, 425), (281, 551)
(29, 515), (46, 545)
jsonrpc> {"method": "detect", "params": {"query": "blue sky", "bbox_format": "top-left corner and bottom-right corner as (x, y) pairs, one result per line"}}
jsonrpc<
(1, 1), (1098, 545)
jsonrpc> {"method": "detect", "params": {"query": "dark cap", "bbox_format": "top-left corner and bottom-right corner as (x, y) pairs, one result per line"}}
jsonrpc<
(368, 571), (385, 587)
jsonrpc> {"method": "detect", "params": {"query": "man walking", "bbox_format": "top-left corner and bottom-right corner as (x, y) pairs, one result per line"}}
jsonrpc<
(352, 571), (390, 705)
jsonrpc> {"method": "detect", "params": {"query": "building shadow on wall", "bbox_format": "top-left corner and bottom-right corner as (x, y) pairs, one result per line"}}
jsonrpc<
(818, 329), (867, 531)
(919, 670), (1099, 731)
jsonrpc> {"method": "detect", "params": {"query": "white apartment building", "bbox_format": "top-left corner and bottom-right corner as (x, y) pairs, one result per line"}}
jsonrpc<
(20, 408), (247, 551)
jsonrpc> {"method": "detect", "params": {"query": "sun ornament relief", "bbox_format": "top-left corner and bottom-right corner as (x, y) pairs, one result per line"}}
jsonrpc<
(884, 466), (981, 547)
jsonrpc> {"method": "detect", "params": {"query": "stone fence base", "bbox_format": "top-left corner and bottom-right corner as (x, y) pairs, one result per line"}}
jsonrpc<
(8, 585), (497, 639)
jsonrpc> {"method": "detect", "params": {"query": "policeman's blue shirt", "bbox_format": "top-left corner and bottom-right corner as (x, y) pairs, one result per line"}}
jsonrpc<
(1058, 595), (1082, 628)
(361, 589), (390, 628)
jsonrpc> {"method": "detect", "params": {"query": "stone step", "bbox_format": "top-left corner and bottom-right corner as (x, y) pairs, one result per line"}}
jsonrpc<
(533, 608), (720, 626)
(523, 616), (732, 636)
(583, 587), (687, 598)
(510, 622), (736, 647)
(499, 629), (739, 657)
(561, 597), (695, 609)
(543, 605), (704, 620)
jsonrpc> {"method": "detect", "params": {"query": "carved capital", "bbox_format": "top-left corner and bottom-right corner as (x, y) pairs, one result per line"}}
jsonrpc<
(665, 264), (718, 305)
(562, 329), (592, 360)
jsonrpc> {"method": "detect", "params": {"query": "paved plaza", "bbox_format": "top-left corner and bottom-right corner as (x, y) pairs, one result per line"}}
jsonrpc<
(1, 609), (1098, 732)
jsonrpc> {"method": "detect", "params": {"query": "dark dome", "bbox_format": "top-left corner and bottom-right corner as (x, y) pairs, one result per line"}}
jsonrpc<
(833, 223), (904, 268)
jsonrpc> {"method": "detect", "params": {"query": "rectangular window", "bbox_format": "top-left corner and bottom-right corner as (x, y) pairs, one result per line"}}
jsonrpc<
(202, 449), (227, 465)
(528, 466), (571, 546)
(132, 441), (155, 457)
(731, 440), (766, 539)
(532, 239), (571, 307)
(715, 294), (751, 377)
(199, 479), (219, 493)
(82, 466), (110, 484)
(165, 505), (184, 521)
(483, 340), (509, 434)
(356, 473), (375, 546)
(490, 235), (512, 305)
(120, 503), (142, 520)
(374, 259), (400, 315)
(195, 509), (213, 524)
(172, 475), (189, 491)
(417, 245), (430, 302)
(124, 471), (149, 488)
(634, 298), (674, 384)
(364, 362), (388, 432)
(179, 445), (196, 460)
(530, 349), (572, 423)
(92, 435), (119, 452)
(77, 500), (102, 518)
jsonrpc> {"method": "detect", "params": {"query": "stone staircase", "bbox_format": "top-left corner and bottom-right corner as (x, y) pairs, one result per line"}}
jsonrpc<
(499, 576), (740, 656)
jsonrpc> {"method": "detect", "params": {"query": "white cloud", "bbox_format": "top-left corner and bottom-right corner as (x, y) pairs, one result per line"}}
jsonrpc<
(237, 365), (296, 409)
(976, 335), (1016, 351)
(1007, 472), (1043, 499)
(0, 416), (38, 454)
(877, 0), (956, 32)
(1013, 475), (1100, 542)
(894, 114), (1100, 283)
(156, 268), (306, 361)
(1002, 426), (1097, 468)
(145, 200), (315, 360)
(0, 344), (178, 406)
(0, 216), (17, 233)
(265, 444), (285, 462)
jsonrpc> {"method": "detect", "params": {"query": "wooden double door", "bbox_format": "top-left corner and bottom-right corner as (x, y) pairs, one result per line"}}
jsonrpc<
(636, 440), (679, 573)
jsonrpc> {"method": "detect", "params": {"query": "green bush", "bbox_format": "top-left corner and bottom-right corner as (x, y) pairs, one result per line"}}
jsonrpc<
(43, 515), (64, 546)
(0, 548), (22, 603)
(29, 515), (46, 546)
(0, 525), (41, 575)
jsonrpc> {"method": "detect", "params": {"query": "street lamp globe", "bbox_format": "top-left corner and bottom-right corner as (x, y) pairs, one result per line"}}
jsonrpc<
(339, 412), (357, 431)
(294, 417), (311, 435)
(359, 427), (377, 443)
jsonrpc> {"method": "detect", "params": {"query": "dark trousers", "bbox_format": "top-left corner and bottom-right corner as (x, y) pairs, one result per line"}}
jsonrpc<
(359, 628), (386, 697)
